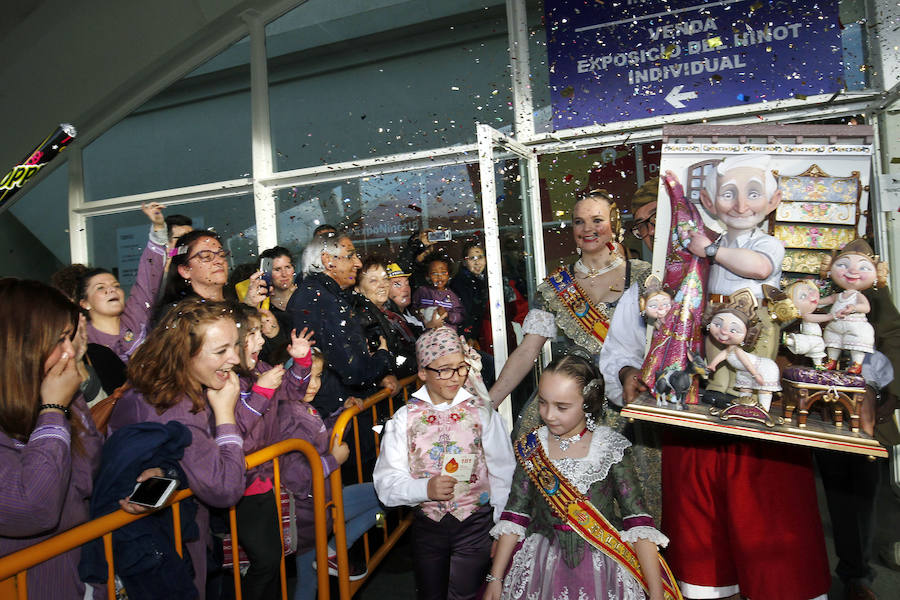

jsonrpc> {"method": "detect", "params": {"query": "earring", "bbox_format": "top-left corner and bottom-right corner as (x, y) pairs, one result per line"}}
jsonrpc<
(585, 413), (597, 431)
(576, 247), (582, 256)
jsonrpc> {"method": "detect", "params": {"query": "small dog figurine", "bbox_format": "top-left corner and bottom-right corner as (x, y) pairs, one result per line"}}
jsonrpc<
(654, 350), (709, 410)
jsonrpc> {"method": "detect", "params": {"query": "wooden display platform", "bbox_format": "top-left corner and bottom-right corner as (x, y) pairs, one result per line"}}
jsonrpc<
(621, 394), (888, 458)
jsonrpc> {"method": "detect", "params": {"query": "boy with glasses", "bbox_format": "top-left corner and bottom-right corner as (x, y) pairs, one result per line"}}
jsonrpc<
(374, 326), (514, 600)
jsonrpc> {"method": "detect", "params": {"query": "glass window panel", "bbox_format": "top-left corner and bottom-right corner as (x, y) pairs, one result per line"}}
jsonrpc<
(9, 163), (70, 265)
(275, 164), (486, 261)
(87, 194), (257, 295)
(83, 37), (251, 201)
(267, 0), (511, 172)
(538, 143), (662, 265)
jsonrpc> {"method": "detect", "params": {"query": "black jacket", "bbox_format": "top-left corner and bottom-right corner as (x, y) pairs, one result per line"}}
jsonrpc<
(449, 266), (487, 340)
(348, 291), (418, 379)
(79, 421), (198, 600)
(287, 272), (393, 416)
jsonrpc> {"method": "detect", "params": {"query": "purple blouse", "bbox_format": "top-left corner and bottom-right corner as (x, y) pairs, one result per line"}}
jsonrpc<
(87, 231), (166, 363)
(236, 359), (311, 490)
(0, 397), (103, 600)
(411, 285), (465, 331)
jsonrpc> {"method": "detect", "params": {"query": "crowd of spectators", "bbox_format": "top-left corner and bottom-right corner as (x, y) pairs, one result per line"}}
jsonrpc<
(1, 208), (508, 600)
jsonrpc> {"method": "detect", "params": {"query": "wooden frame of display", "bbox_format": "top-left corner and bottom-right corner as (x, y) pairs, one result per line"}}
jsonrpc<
(621, 394), (887, 458)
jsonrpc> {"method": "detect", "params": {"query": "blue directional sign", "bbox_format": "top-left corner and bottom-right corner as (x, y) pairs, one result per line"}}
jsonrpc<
(545, 0), (844, 129)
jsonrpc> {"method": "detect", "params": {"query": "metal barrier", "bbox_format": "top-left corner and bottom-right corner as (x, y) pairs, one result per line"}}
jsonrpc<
(0, 439), (331, 600)
(328, 375), (419, 599)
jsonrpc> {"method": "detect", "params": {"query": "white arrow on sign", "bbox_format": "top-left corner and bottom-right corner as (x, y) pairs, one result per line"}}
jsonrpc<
(665, 85), (698, 109)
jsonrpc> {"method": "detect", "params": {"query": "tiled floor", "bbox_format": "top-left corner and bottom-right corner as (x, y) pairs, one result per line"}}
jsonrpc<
(341, 454), (900, 600)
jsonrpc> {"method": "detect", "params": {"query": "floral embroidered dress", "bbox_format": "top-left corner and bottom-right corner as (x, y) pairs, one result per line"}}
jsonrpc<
(491, 426), (667, 600)
(516, 260), (661, 525)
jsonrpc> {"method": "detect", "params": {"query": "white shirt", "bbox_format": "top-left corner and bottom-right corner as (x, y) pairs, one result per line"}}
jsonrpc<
(372, 385), (516, 522)
(707, 227), (784, 297)
(598, 283), (645, 407)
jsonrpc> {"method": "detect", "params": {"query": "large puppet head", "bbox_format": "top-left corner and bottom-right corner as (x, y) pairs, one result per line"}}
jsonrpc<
(700, 154), (782, 234)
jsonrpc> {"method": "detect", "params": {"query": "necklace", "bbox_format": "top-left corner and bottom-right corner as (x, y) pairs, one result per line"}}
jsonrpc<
(271, 287), (296, 309)
(553, 425), (589, 452)
(574, 256), (624, 279)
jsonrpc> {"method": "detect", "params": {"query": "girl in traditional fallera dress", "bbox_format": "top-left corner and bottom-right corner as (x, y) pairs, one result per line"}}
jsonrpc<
(484, 355), (671, 600)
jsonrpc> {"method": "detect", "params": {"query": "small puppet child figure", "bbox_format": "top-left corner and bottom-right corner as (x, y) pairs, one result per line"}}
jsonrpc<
(373, 326), (515, 600)
(703, 289), (781, 412)
(640, 275), (673, 329)
(781, 280), (831, 368)
(818, 238), (888, 374)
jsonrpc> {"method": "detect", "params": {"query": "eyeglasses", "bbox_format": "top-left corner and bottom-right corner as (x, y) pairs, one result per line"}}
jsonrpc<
(424, 364), (471, 380)
(188, 249), (230, 263)
(631, 213), (656, 239)
(334, 252), (360, 261)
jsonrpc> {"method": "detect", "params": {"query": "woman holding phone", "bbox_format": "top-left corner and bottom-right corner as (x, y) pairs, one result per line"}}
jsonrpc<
(155, 230), (268, 322)
(109, 298), (247, 599)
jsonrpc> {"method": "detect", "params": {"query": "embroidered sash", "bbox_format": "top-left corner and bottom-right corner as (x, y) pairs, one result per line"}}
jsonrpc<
(546, 267), (610, 345)
(514, 431), (683, 600)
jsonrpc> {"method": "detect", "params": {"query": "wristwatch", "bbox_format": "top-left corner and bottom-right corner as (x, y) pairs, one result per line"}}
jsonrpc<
(704, 240), (720, 262)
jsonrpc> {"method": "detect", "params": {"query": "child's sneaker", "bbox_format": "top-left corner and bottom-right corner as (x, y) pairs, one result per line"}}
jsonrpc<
(312, 554), (368, 581)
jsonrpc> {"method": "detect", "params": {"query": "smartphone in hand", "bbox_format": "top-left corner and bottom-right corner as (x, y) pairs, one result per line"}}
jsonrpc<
(259, 257), (274, 292)
(128, 476), (178, 508)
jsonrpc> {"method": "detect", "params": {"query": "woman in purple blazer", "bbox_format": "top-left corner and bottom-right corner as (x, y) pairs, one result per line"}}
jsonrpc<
(109, 298), (247, 600)
(0, 279), (104, 600)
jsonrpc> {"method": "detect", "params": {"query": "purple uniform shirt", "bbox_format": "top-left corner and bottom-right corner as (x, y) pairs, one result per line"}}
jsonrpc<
(277, 383), (348, 553)
(411, 285), (465, 331)
(236, 359), (311, 490)
(87, 232), (166, 363)
(108, 388), (245, 600)
(0, 397), (103, 600)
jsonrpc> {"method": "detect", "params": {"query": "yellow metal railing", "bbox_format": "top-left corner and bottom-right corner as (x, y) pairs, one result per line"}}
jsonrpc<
(0, 439), (330, 600)
(328, 375), (418, 599)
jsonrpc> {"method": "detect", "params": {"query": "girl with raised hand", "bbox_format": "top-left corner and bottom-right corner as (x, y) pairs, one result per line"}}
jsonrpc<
(279, 347), (380, 600)
(231, 304), (315, 600)
(79, 202), (168, 362)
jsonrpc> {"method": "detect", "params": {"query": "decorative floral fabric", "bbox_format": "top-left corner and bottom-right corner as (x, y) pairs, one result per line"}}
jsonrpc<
(406, 396), (491, 522)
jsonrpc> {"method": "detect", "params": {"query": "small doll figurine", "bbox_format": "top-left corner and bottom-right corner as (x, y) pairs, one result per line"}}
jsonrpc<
(703, 289), (781, 412)
(818, 239), (888, 374)
(780, 280), (832, 369)
(639, 275), (672, 329)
